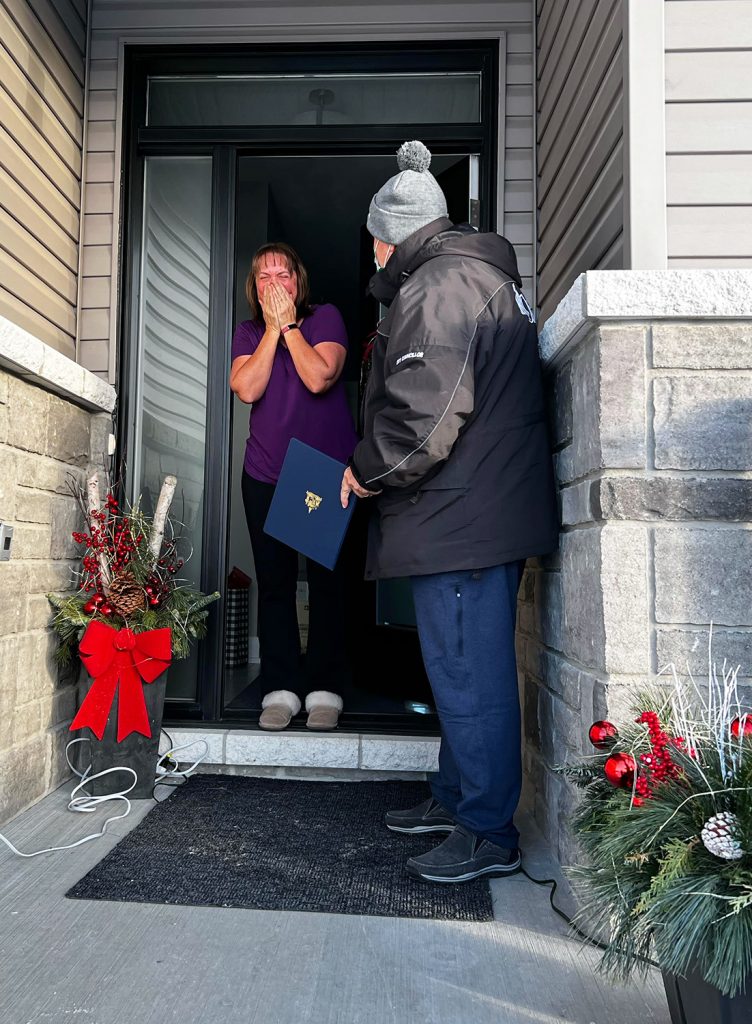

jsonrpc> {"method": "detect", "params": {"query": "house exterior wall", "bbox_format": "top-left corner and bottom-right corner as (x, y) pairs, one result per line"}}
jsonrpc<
(0, 323), (115, 825)
(80, 0), (536, 383)
(535, 0), (625, 324)
(0, 0), (88, 359)
(665, 1), (752, 269)
(520, 270), (752, 862)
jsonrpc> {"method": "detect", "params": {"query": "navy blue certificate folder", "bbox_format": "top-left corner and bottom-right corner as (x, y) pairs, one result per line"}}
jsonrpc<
(263, 439), (356, 569)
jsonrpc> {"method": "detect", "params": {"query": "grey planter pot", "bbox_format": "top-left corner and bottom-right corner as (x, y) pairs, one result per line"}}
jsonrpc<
(75, 668), (169, 800)
(663, 968), (752, 1024)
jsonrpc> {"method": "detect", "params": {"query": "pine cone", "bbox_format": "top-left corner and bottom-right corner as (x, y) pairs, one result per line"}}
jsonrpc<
(107, 572), (147, 618)
(701, 811), (744, 860)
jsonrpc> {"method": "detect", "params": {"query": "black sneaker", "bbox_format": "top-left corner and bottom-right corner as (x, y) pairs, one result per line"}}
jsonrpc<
(406, 825), (521, 883)
(384, 797), (455, 834)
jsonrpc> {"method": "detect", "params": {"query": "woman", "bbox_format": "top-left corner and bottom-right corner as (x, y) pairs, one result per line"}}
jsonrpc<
(230, 243), (359, 732)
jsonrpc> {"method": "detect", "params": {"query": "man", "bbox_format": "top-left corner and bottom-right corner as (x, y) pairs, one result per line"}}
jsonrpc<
(340, 141), (559, 884)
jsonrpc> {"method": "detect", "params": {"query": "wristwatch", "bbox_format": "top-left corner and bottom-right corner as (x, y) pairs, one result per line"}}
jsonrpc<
(280, 322), (298, 336)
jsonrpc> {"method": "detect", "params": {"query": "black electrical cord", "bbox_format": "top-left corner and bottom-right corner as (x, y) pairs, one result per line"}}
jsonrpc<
(519, 863), (660, 969)
(152, 778), (182, 801)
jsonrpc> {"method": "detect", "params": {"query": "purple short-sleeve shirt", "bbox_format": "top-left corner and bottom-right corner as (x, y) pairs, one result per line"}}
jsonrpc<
(231, 303), (359, 484)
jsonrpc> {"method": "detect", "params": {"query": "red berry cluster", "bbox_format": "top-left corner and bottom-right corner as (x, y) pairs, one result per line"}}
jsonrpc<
(632, 711), (683, 804)
(83, 592), (112, 617)
(143, 547), (184, 608)
(71, 490), (187, 618)
(72, 493), (134, 596)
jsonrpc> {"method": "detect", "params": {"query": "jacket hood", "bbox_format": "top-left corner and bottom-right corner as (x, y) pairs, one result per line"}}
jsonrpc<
(367, 218), (522, 305)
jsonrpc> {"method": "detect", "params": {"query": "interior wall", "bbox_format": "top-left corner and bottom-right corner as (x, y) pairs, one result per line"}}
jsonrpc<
(79, 0), (536, 383)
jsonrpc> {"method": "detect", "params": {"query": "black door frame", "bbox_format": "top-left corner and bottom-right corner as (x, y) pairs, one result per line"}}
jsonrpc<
(118, 41), (499, 729)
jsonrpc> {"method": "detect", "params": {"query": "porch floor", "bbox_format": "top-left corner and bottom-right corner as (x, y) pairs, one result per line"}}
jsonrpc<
(0, 779), (671, 1024)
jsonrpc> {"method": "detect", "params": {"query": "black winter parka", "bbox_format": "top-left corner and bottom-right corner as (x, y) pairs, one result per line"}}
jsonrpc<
(351, 217), (559, 580)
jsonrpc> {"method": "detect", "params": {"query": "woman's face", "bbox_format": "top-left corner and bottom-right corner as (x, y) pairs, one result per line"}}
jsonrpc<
(255, 254), (298, 305)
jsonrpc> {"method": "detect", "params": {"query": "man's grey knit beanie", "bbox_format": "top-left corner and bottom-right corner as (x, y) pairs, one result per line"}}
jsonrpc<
(367, 141), (449, 246)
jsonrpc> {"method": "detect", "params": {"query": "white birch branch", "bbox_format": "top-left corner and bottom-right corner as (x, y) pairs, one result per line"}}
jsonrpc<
(86, 471), (111, 589)
(148, 475), (177, 561)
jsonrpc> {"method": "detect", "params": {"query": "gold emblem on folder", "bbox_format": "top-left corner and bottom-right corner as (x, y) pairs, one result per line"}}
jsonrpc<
(305, 491), (323, 514)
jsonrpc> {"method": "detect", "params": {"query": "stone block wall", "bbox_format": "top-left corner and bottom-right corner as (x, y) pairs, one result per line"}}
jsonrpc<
(520, 309), (752, 864)
(0, 366), (113, 824)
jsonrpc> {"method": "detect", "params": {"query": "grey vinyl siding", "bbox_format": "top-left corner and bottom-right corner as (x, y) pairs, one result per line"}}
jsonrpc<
(81, 0), (536, 383)
(665, 1), (752, 266)
(535, 0), (625, 324)
(0, 0), (87, 358)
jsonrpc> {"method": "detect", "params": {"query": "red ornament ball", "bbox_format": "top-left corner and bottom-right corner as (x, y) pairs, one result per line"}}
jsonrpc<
(731, 714), (752, 739)
(589, 720), (619, 750)
(604, 752), (636, 789)
(99, 602), (113, 617)
(82, 599), (97, 614)
(91, 593), (105, 607)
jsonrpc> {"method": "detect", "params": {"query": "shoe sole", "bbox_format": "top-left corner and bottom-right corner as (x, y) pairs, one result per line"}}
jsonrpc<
(407, 861), (521, 883)
(385, 823), (455, 834)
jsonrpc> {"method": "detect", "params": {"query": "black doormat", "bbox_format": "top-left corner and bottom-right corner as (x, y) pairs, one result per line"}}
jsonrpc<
(66, 775), (494, 921)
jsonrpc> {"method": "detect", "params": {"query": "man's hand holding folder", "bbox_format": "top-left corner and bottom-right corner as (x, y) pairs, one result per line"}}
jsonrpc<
(340, 466), (380, 508)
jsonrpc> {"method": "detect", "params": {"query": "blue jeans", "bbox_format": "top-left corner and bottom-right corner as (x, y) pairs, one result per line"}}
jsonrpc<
(411, 562), (525, 849)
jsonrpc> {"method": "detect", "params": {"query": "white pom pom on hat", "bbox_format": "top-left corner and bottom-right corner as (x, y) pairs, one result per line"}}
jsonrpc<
(396, 140), (432, 173)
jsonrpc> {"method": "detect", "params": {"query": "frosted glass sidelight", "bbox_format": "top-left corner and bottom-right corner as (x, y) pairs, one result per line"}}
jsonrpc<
(133, 155), (213, 701)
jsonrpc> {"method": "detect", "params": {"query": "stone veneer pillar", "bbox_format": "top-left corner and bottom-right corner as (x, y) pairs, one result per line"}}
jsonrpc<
(0, 319), (116, 824)
(518, 271), (752, 864)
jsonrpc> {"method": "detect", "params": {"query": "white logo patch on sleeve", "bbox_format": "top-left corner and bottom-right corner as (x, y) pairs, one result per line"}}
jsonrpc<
(513, 284), (536, 323)
(395, 351), (425, 366)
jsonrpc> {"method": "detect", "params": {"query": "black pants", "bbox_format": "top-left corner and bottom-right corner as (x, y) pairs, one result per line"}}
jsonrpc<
(242, 471), (349, 701)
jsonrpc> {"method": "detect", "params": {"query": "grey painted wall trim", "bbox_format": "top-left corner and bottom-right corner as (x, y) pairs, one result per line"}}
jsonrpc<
(664, 0), (752, 267)
(622, 0), (667, 269)
(535, 0), (625, 324)
(539, 269), (752, 365)
(0, 315), (116, 411)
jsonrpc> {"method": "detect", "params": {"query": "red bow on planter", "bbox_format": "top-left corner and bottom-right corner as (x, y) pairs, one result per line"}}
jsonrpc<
(70, 621), (172, 742)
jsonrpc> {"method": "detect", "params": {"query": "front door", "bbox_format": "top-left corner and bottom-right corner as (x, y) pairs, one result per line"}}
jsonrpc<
(120, 43), (498, 728)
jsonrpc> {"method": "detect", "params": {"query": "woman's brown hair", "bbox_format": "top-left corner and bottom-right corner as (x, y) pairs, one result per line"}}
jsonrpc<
(245, 243), (312, 321)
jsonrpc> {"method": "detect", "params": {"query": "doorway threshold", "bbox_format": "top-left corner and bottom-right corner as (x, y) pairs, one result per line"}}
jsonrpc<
(164, 728), (439, 775)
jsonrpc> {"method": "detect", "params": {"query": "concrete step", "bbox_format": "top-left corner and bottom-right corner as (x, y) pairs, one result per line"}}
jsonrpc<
(164, 728), (440, 774)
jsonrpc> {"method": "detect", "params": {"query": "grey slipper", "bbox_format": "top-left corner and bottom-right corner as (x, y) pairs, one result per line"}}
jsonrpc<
(305, 691), (344, 731)
(259, 690), (301, 731)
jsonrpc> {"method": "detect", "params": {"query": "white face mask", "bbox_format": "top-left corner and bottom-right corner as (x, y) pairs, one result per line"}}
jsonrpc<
(373, 242), (394, 271)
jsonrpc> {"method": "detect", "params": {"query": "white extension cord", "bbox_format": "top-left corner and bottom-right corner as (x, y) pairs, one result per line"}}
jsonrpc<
(0, 734), (207, 859)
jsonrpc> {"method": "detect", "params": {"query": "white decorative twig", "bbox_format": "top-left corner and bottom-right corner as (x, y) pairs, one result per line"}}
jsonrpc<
(86, 471), (111, 589)
(148, 475), (177, 561)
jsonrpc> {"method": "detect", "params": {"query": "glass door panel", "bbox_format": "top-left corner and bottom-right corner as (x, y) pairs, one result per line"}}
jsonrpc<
(132, 155), (213, 701)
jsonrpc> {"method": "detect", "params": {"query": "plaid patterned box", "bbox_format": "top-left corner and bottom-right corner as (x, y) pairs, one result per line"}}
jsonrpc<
(224, 587), (250, 667)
